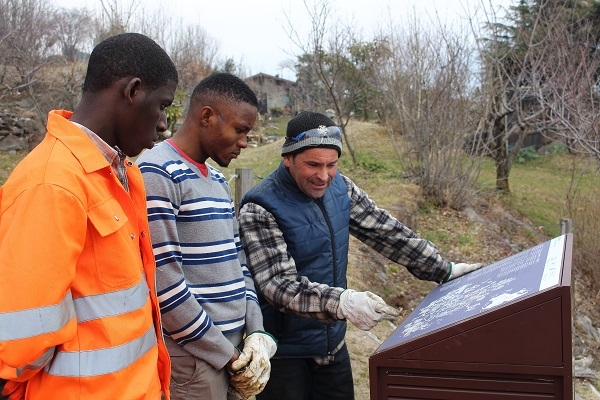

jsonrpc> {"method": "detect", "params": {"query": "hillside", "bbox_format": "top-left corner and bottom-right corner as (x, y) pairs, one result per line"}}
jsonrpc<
(228, 120), (600, 400)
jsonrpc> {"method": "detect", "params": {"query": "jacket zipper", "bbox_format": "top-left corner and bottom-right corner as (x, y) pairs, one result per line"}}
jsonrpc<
(315, 197), (337, 358)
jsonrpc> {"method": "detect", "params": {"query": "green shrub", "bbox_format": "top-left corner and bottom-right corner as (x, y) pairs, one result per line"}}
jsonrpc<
(515, 146), (539, 164)
(547, 141), (567, 155)
(166, 90), (187, 131)
(360, 159), (386, 172)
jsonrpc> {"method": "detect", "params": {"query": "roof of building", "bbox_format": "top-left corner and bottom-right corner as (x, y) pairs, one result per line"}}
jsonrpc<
(245, 72), (296, 85)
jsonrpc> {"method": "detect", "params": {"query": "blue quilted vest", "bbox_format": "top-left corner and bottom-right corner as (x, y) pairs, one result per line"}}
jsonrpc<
(241, 162), (350, 358)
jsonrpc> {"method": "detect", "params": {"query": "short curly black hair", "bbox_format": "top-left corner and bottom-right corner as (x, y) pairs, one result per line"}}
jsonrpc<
(190, 73), (258, 108)
(83, 32), (178, 93)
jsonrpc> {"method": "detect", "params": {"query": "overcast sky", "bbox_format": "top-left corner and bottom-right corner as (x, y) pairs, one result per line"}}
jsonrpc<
(53, 0), (512, 81)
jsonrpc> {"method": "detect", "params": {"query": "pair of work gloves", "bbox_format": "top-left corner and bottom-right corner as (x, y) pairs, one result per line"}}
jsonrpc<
(337, 262), (483, 331)
(227, 331), (277, 400)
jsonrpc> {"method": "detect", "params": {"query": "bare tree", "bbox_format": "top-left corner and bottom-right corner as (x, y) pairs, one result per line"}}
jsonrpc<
(286, 0), (365, 165)
(0, 0), (65, 140)
(131, 5), (218, 95)
(0, 0), (59, 93)
(470, 0), (600, 192)
(39, 7), (95, 119)
(166, 25), (218, 95)
(525, 2), (600, 161)
(0, 30), (12, 101)
(469, 1), (550, 192)
(369, 12), (482, 208)
(93, 0), (140, 44)
(0, 0), (224, 151)
(54, 7), (94, 62)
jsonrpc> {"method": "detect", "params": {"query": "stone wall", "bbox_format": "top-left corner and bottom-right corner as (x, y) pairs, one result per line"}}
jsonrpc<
(0, 109), (40, 152)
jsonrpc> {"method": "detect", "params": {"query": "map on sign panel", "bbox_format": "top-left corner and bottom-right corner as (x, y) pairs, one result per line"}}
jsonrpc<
(378, 235), (566, 351)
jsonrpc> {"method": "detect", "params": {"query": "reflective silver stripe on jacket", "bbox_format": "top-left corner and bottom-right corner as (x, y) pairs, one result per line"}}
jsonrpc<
(0, 292), (75, 341)
(73, 276), (149, 322)
(1, 275), (153, 376)
(15, 347), (56, 378)
(45, 326), (157, 377)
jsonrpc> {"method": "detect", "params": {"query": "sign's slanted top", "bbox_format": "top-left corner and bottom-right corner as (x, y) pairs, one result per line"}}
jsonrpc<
(378, 235), (566, 351)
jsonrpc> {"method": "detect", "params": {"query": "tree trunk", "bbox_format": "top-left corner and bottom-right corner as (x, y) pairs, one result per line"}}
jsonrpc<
(341, 127), (357, 165)
(490, 115), (511, 193)
(495, 157), (510, 193)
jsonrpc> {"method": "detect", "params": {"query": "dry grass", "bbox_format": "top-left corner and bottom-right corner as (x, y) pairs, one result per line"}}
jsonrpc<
(571, 190), (600, 286)
(477, 153), (600, 237)
(0, 151), (26, 186)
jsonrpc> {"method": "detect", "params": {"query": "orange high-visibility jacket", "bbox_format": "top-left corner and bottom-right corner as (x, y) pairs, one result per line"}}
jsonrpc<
(0, 110), (171, 399)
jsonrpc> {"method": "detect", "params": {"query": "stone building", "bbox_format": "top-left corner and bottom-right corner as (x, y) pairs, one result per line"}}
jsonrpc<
(245, 73), (296, 116)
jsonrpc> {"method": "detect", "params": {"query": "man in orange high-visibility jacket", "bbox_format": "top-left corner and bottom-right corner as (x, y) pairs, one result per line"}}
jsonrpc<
(0, 33), (178, 400)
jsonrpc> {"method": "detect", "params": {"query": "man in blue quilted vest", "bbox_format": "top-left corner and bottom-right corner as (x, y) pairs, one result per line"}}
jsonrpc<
(238, 111), (482, 400)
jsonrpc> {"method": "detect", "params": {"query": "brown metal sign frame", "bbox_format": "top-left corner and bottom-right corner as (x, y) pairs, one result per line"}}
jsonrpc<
(369, 233), (573, 400)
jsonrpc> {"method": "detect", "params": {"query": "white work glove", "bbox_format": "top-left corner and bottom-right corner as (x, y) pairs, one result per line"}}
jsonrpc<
(336, 289), (399, 331)
(227, 385), (247, 400)
(228, 331), (277, 399)
(445, 262), (484, 281)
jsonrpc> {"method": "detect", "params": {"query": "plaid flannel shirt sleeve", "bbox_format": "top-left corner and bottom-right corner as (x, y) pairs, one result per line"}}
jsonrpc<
(342, 175), (451, 283)
(238, 202), (343, 323)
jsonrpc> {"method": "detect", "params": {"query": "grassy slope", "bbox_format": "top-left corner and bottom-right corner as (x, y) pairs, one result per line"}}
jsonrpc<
(477, 154), (600, 237)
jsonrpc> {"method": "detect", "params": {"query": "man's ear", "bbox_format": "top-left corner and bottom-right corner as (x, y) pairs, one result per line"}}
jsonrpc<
(123, 77), (142, 104)
(198, 106), (214, 127)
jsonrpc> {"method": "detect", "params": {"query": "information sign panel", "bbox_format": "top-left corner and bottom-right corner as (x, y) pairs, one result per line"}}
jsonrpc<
(379, 235), (566, 350)
(369, 234), (573, 400)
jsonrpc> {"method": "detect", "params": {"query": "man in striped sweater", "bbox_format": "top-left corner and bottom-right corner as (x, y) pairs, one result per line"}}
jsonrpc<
(138, 73), (276, 400)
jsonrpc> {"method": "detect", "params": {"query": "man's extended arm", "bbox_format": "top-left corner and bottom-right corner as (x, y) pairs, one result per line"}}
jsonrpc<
(342, 174), (451, 283)
(238, 202), (343, 322)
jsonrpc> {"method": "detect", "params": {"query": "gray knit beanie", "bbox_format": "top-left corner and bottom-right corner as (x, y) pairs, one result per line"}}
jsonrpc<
(281, 111), (343, 156)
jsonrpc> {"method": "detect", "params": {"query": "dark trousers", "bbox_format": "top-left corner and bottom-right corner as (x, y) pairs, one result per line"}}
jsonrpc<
(257, 343), (354, 400)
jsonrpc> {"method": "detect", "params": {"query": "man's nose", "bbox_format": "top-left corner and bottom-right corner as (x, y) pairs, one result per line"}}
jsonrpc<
(238, 133), (248, 149)
(316, 166), (329, 181)
(157, 112), (168, 132)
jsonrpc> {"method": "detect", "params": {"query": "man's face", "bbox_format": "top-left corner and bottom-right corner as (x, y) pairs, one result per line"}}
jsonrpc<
(119, 80), (177, 156)
(203, 101), (257, 167)
(283, 147), (339, 199)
